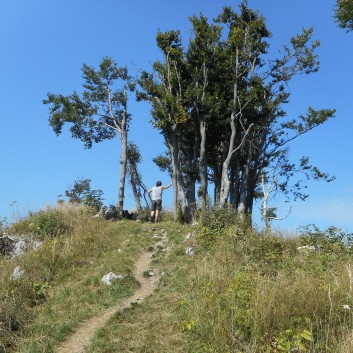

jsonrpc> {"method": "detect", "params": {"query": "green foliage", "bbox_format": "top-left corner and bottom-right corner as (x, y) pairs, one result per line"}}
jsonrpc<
(196, 207), (244, 237)
(335, 0), (353, 31)
(9, 205), (91, 239)
(27, 209), (72, 239)
(299, 224), (353, 251)
(152, 152), (172, 175)
(265, 328), (312, 352)
(63, 178), (104, 211)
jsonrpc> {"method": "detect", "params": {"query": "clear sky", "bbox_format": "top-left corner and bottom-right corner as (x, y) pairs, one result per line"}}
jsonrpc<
(1, 0), (352, 234)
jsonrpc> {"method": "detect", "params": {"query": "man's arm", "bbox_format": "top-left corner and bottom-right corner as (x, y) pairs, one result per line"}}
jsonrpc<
(162, 181), (173, 190)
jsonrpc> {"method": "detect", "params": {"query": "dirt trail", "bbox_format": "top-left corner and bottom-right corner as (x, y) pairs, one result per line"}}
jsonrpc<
(55, 232), (166, 353)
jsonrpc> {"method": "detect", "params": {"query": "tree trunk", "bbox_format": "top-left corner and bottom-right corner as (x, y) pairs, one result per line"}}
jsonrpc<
(219, 110), (238, 208)
(167, 126), (190, 222)
(117, 111), (128, 216)
(129, 169), (142, 211)
(198, 119), (208, 210)
(219, 49), (239, 208)
(237, 143), (252, 218)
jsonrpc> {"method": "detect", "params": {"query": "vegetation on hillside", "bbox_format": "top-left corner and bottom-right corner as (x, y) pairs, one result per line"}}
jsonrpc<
(1, 205), (353, 352)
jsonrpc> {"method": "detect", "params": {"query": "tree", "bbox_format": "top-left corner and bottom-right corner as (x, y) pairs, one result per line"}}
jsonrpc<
(126, 142), (149, 211)
(138, 30), (192, 222)
(63, 178), (104, 211)
(335, 0), (353, 31)
(186, 14), (222, 210)
(44, 57), (135, 215)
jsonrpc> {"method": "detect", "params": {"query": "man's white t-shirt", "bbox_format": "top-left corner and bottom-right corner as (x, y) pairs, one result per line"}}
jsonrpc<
(151, 186), (163, 200)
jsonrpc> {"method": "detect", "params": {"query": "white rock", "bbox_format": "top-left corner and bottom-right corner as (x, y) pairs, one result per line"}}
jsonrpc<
(10, 266), (25, 281)
(185, 232), (195, 240)
(342, 304), (351, 310)
(297, 245), (317, 251)
(101, 272), (126, 286)
(185, 247), (194, 256)
(12, 240), (29, 257)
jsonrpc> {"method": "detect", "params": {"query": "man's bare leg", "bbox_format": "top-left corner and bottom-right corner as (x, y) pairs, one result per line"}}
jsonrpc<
(155, 210), (160, 222)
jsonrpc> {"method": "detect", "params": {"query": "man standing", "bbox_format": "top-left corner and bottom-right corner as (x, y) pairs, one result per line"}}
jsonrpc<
(147, 180), (172, 222)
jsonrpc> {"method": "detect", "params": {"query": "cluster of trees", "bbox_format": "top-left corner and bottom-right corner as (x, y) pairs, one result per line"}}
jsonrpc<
(44, 1), (339, 225)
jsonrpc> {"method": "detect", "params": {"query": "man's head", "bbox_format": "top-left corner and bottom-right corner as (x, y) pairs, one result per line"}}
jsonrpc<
(156, 181), (162, 187)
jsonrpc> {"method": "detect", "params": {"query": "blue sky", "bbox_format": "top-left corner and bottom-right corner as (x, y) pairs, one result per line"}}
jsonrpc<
(1, 0), (352, 233)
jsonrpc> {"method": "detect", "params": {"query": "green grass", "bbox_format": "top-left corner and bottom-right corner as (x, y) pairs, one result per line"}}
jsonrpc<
(2, 205), (353, 352)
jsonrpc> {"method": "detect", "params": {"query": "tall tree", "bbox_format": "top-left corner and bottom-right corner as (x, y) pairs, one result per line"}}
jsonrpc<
(186, 14), (222, 210)
(137, 30), (192, 221)
(44, 57), (135, 215)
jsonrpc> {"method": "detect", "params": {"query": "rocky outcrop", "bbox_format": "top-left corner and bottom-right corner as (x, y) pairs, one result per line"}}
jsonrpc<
(0, 235), (43, 257)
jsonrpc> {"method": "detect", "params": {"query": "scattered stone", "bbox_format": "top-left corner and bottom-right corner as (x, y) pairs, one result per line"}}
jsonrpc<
(11, 239), (29, 257)
(147, 270), (155, 277)
(185, 232), (195, 240)
(297, 245), (317, 252)
(185, 247), (194, 256)
(101, 272), (127, 286)
(10, 266), (25, 281)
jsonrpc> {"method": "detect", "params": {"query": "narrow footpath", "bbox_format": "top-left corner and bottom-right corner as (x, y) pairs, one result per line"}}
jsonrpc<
(55, 229), (167, 353)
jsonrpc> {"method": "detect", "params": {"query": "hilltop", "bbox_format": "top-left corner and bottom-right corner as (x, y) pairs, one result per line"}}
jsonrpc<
(1, 205), (353, 352)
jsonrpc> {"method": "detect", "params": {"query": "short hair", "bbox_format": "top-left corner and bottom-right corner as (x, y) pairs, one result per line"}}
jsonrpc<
(156, 181), (162, 187)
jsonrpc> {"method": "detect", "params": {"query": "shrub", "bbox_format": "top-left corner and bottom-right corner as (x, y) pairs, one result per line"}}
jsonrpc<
(299, 224), (353, 252)
(136, 207), (152, 222)
(9, 204), (92, 239)
(196, 207), (245, 237)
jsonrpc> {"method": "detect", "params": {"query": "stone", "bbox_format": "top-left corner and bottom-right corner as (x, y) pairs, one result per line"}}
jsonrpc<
(0, 235), (43, 257)
(10, 266), (25, 281)
(185, 247), (194, 256)
(185, 232), (195, 240)
(101, 272), (127, 286)
(297, 245), (317, 252)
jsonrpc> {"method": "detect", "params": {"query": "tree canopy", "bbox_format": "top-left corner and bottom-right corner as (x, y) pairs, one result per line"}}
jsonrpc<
(335, 0), (353, 31)
(138, 1), (335, 223)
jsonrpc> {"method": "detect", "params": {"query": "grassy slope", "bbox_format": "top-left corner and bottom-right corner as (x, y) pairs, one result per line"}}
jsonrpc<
(2, 206), (353, 352)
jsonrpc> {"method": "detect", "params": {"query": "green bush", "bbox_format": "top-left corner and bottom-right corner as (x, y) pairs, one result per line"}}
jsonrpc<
(196, 207), (245, 237)
(8, 205), (93, 239)
(299, 224), (353, 252)
(27, 209), (71, 239)
(135, 207), (151, 222)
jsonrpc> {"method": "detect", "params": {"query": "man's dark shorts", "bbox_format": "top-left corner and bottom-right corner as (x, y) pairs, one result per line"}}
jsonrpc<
(152, 199), (162, 211)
